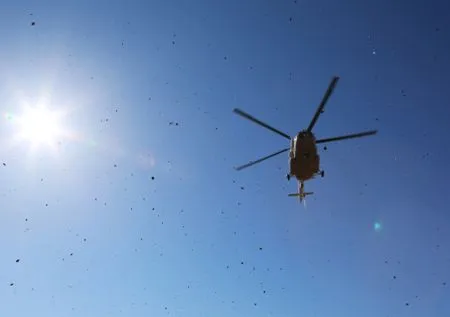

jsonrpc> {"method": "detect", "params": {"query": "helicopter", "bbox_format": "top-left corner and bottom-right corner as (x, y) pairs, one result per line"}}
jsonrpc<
(233, 76), (378, 202)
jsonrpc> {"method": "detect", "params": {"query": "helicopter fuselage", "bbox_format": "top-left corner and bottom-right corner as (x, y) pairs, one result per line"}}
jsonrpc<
(289, 131), (320, 182)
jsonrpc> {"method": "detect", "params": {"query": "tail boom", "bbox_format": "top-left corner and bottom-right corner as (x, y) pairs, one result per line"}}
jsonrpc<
(288, 181), (313, 202)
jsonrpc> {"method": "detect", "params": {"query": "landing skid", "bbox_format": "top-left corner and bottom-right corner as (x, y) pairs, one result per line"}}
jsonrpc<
(313, 170), (325, 178)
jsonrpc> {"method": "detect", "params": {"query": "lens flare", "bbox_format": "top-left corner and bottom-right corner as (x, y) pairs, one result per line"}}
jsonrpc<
(374, 221), (383, 232)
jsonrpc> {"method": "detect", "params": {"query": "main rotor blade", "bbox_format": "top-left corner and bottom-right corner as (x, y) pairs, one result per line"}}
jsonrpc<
(306, 76), (340, 133)
(234, 148), (289, 171)
(316, 130), (378, 144)
(233, 108), (291, 140)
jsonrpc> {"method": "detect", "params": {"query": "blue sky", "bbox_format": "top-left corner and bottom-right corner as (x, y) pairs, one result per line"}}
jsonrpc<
(0, 0), (449, 316)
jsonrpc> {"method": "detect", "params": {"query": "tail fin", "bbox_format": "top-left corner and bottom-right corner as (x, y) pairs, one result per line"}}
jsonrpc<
(288, 192), (314, 197)
(288, 192), (314, 204)
(288, 181), (313, 203)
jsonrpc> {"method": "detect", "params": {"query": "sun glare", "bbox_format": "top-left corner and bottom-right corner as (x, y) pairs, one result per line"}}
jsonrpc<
(12, 104), (68, 153)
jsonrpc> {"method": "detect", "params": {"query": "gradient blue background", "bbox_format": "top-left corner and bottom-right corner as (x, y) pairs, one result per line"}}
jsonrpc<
(1, 0), (449, 316)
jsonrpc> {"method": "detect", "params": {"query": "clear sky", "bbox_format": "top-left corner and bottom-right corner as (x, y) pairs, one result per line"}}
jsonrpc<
(1, 0), (449, 316)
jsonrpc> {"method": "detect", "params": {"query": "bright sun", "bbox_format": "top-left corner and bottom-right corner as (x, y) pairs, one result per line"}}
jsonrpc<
(13, 104), (67, 152)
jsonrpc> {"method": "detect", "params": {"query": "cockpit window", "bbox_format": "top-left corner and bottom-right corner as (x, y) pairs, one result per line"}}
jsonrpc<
(290, 137), (297, 158)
